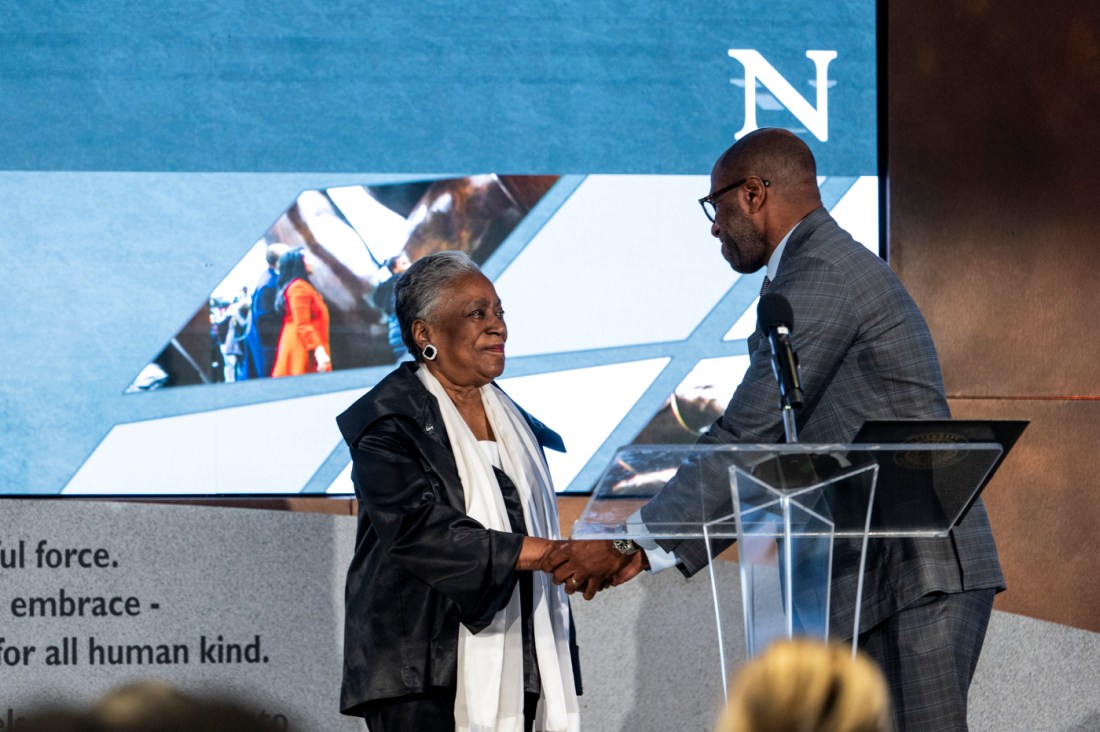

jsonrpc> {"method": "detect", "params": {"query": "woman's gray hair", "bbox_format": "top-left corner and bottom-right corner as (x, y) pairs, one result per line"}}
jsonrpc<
(394, 250), (483, 360)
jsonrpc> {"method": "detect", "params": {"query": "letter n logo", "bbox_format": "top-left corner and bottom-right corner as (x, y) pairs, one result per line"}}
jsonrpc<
(728, 50), (838, 142)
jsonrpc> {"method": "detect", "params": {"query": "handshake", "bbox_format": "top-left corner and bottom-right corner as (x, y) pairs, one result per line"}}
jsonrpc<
(530, 539), (651, 601)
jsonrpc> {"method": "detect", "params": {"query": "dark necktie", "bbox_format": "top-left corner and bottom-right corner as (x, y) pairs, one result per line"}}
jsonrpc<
(760, 276), (771, 296)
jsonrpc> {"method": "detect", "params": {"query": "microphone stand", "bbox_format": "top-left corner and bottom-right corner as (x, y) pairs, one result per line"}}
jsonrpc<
(758, 295), (803, 443)
(768, 325), (801, 443)
(758, 294), (805, 644)
(781, 402), (799, 444)
(775, 358), (799, 644)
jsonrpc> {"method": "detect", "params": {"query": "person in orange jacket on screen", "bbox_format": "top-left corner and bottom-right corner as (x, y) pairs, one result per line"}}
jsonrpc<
(272, 247), (332, 377)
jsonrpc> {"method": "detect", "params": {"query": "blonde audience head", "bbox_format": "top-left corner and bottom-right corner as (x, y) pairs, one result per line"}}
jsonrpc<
(715, 638), (892, 732)
(89, 680), (198, 729)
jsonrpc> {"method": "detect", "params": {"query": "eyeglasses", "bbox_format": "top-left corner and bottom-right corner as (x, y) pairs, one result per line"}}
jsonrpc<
(698, 178), (770, 222)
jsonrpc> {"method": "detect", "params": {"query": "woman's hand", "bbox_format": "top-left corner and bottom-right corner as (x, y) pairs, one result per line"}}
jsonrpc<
(515, 537), (566, 573)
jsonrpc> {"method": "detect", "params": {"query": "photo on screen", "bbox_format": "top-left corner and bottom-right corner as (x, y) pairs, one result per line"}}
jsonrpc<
(126, 174), (559, 392)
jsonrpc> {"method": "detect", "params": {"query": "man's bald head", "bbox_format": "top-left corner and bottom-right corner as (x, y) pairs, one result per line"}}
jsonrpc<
(714, 128), (821, 210)
(705, 128), (823, 274)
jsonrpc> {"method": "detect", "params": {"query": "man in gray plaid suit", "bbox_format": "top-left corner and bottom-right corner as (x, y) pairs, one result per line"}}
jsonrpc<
(550, 128), (1004, 731)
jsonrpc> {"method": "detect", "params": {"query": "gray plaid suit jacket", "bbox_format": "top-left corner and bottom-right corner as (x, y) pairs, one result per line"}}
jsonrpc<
(641, 207), (1005, 636)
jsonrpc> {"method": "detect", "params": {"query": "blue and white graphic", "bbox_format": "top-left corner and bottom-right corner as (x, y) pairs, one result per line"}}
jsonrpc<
(0, 1), (877, 495)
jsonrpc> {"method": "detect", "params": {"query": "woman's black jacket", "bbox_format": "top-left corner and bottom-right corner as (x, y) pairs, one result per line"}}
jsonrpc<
(334, 361), (577, 716)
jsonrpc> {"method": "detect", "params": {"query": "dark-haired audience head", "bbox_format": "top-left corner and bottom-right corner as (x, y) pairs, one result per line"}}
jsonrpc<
(20, 681), (281, 732)
(714, 638), (893, 732)
(705, 127), (823, 274)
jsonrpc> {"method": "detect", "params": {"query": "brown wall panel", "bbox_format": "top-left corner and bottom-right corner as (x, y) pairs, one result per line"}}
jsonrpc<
(889, 0), (1100, 631)
(888, 0), (1100, 399)
(949, 398), (1100, 632)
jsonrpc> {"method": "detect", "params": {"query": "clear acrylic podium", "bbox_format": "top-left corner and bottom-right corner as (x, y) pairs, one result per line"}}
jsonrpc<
(571, 441), (1006, 692)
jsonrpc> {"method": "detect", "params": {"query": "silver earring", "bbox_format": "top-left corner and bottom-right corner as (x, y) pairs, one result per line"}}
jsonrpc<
(422, 343), (438, 361)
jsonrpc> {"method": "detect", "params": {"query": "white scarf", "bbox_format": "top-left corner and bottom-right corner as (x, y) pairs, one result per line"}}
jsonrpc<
(417, 366), (581, 732)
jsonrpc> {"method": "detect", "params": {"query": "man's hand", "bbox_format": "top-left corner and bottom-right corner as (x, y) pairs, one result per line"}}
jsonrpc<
(611, 551), (649, 587)
(547, 540), (646, 600)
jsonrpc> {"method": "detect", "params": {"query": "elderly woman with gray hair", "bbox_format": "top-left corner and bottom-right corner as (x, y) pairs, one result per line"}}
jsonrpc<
(336, 251), (581, 732)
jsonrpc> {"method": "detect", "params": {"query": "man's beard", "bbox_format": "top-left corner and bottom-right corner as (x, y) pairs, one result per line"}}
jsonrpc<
(720, 212), (769, 274)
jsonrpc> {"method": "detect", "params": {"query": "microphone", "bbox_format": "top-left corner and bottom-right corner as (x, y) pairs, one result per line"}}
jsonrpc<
(757, 293), (804, 409)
